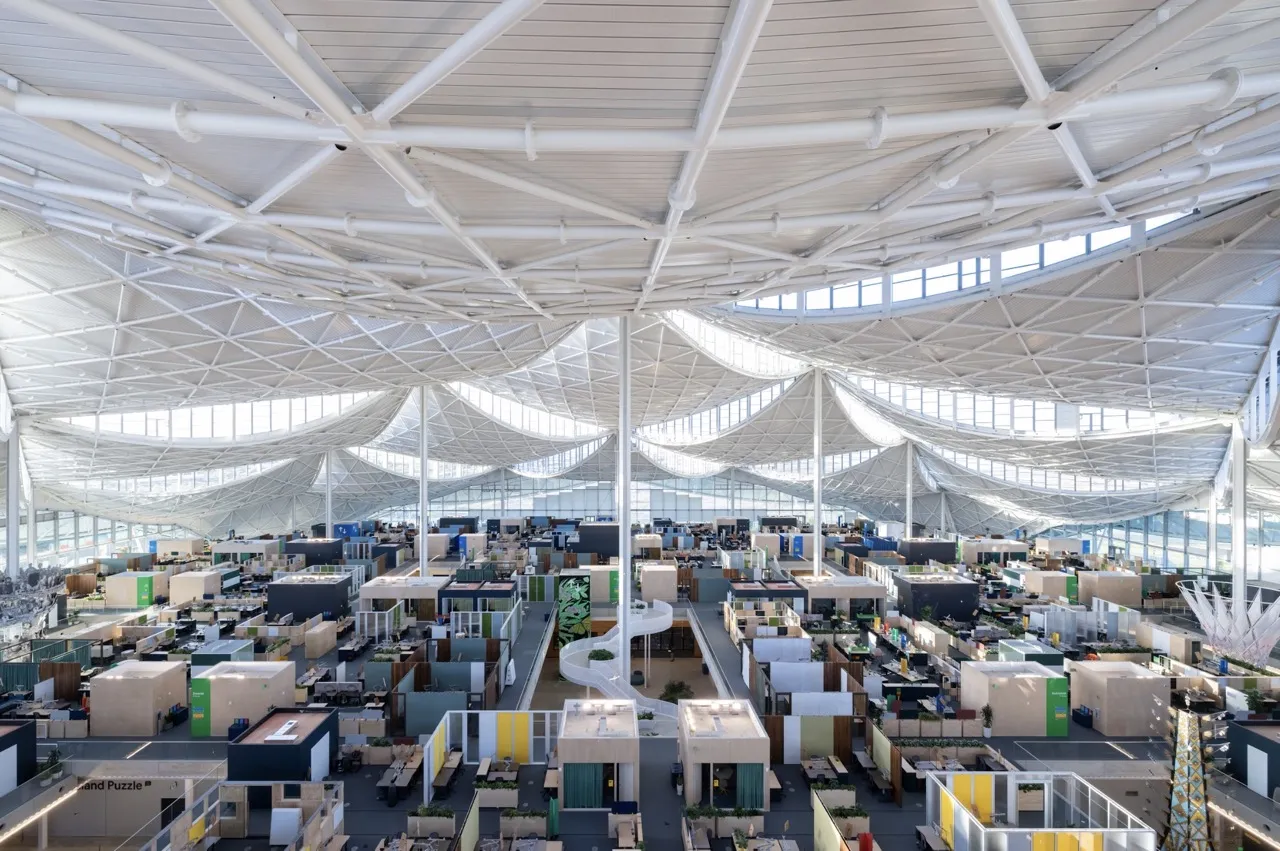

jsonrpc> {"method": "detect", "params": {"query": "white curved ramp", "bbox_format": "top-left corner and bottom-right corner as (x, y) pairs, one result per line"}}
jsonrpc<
(557, 600), (678, 724)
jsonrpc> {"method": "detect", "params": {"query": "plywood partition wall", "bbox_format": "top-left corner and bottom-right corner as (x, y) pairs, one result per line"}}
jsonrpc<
(762, 715), (854, 765)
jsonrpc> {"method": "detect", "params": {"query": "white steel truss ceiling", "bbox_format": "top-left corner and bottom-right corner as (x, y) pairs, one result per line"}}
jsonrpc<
(0, 0), (1278, 539)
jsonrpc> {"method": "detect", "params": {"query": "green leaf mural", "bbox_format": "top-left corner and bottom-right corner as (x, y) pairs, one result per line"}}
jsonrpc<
(557, 576), (590, 648)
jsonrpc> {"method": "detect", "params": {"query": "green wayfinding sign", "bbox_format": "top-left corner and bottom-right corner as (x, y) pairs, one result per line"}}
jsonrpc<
(1046, 677), (1069, 737)
(190, 678), (211, 737)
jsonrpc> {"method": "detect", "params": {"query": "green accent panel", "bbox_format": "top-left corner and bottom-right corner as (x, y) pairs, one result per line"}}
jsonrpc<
(563, 762), (603, 809)
(482, 612), (496, 638)
(528, 576), (546, 602)
(557, 576), (590, 648)
(1045, 677), (1069, 737)
(137, 575), (154, 607)
(737, 763), (764, 809)
(1065, 576), (1078, 604)
(548, 795), (559, 837)
(190, 678), (211, 737)
(608, 570), (619, 604)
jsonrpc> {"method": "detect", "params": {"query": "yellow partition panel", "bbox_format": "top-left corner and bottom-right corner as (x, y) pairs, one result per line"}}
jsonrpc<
(432, 727), (446, 776)
(940, 793), (955, 849)
(1056, 832), (1080, 851)
(512, 712), (531, 763)
(953, 774), (973, 814)
(496, 712), (514, 760)
(973, 774), (994, 824)
(1079, 833), (1104, 851)
(496, 712), (531, 763)
(1032, 835), (1055, 851)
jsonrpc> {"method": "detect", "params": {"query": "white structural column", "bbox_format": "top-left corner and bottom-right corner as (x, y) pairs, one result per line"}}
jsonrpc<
(419, 386), (430, 533)
(939, 491), (949, 537)
(617, 316), (632, 672)
(812, 367), (823, 572)
(24, 448), (35, 568)
(325, 448), (334, 538)
(904, 442), (915, 539)
(5, 423), (18, 580)
(1231, 420), (1248, 607)
(1208, 501), (1218, 570)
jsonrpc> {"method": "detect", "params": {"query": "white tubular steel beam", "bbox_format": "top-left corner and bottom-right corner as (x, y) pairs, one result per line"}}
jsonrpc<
(1230, 420), (1247, 614)
(905, 441), (914, 539)
(408, 148), (654, 229)
(637, 0), (773, 308)
(372, 0), (547, 121)
(4, 70), (1275, 152)
(813, 367), (823, 574)
(617, 314), (632, 671)
(213, 0), (550, 318)
(419, 386), (430, 535)
(0, 0), (314, 120)
(6, 423), (18, 580)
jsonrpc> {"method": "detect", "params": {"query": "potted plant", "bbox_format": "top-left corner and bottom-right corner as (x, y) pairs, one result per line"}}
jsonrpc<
(660, 680), (695, 703)
(684, 804), (717, 835)
(587, 647), (616, 674)
(40, 748), (63, 786)
(500, 808), (548, 837)
(1246, 688), (1267, 718)
(981, 704), (994, 738)
(717, 807), (764, 838)
(366, 736), (393, 765)
(637, 709), (656, 735)
(408, 804), (456, 838)
(828, 805), (870, 838)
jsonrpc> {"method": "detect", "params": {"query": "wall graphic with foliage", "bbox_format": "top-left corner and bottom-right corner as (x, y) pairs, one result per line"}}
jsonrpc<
(557, 576), (590, 648)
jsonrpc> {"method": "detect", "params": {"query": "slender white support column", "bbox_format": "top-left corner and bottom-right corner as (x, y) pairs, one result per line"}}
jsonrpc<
(813, 367), (823, 572)
(37, 813), (47, 850)
(325, 448), (334, 538)
(939, 491), (949, 536)
(6, 424), (18, 580)
(905, 442), (915, 539)
(419, 386), (430, 533)
(1231, 420), (1248, 610)
(1207, 501), (1218, 571)
(184, 779), (195, 807)
(1259, 508), (1266, 582)
(25, 471), (36, 569)
(617, 316), (632, 672)
(728, 467), (736, 514)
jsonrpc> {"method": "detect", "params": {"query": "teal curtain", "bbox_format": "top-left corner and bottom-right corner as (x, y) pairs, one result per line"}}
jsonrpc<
(548, 796), (559, 837)
(563, 762), (603, 808)
(737, 763), (764, 810)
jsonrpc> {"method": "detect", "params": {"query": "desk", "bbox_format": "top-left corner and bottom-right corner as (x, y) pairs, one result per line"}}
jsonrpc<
(802, 758), (836, 783)
(747, 840), (800, 851)
(509, 841), (562, 851)
(869, 771), (892, 800)
(543, 768), (559, 799)
(827, 756), (848, 777)
(767, 769), (782, 802)
(854, 752), (877, 772)
(917, 826), (947, 851)
(617, 822), (635, 849)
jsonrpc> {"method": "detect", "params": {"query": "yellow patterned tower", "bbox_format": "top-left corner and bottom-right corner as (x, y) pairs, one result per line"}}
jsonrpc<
(1162, 709), (1212, 851)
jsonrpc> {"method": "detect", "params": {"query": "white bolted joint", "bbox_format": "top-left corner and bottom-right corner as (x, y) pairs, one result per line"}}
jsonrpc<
(878, 244), (889, 263)
(981, 192), (997, 218)
(867, 107), (888, 150)
(1098, 196), (1118, 219)
(405, 189), (433, 208)
(524, 120), (537, 162)
(559, 219), (567, 245)
(142, 158), (173, 188)
(771, 212), (781, 238)
(1207, 67), (1244, 112)
(420, 262), (429, 279)
(668, 183), (696, 212)
(1195, 163), (1214, 184)
(170, 100), (202, 143)
(1192, 127), (1223, 158)
(343, 214), (358, 237)
(127, 190), (143, 213)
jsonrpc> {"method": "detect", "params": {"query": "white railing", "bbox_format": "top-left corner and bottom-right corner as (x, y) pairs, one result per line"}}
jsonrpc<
(557, 600), (677, 719)
(1243, 328), (1280, 445)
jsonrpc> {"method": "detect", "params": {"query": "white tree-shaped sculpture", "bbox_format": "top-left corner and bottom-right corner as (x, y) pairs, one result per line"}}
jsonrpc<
(1179, 580), (1280, 668)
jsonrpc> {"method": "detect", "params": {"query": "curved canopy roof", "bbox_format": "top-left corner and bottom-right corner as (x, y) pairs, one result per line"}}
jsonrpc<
(1, 0), (1278, 539)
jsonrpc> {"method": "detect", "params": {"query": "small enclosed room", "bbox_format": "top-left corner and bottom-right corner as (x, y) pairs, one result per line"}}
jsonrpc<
(190, 660), (295, 738)
(267, 573), (352, 620)
(678, 699), (770, 811)
(359, 574), (449, 623)
(1069, 661), (1169, 737)
(89, 660), (188, 737)
(438, 579), (518, 615)
(226, 707), (339, 784)
(557, 699), (640, 809)
(795, 573), (887, 620)
(639, 561), (678, 604)
(726, 578), (807, 613)
(1076, 569), (1142, 607)
(212, 538), (285, 565)
(960, 661), (1069, 738)
(168, 569), (225, 605)
(103, 570), (169, 607)
(190, 638), (255, 675)
(892, 573), (979, 621)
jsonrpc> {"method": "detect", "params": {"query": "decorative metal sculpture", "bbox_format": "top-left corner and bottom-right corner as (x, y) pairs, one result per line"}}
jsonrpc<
(1179, 580), (1280, 668)
(1162, 709), (1212, 851)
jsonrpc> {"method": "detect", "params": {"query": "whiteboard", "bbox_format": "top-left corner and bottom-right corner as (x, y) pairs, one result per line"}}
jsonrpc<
(0, 746), (16, 797)
(1248, 744), (1269, 797)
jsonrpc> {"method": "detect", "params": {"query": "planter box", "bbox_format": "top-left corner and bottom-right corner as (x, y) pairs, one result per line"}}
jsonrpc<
(408, 816), (456, 838)
(475, 787), (520, 809)
(588, 659), (617, 675)
(918, 720), (942, 738)
(941, 720), (962, 737)
(896, 719), (920, 738)
(879, 719), (899, 738)
(500, 814), (547, 837)
(814, 788), (858, 809)
(638, 719), (656, 736)
(365, 746), (393, 765)
(687, 817), (716, 836)
(834, 816), (871, 838)
(716, 815), (764, 838)
(960, 719), (984, 737)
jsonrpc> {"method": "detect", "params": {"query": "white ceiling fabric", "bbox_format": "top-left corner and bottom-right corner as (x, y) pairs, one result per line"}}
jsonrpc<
(21, 389), (408, 480)
(838, 376), (1232, 484)
(646, 371), (879, 463)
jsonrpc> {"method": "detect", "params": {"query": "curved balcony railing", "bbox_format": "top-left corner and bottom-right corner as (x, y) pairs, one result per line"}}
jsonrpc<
(557, 600), (677, 720)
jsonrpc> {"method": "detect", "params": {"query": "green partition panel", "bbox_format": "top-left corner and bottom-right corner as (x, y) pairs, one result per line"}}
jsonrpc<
(1046, 677), (1069, 737)
(190, 678), (211, 737)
